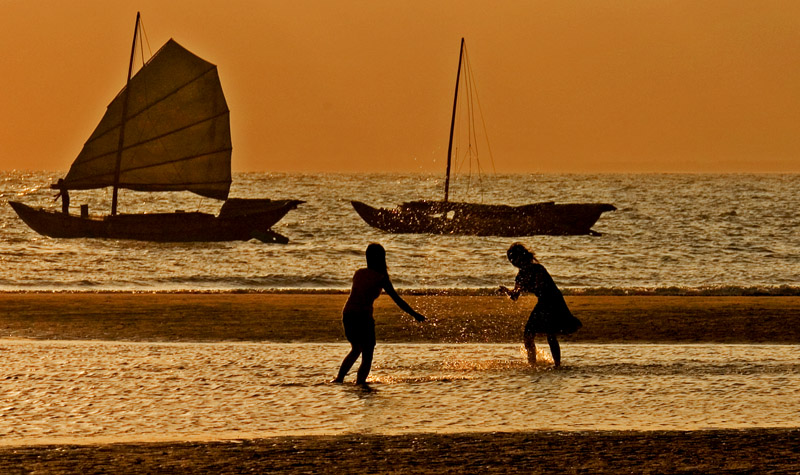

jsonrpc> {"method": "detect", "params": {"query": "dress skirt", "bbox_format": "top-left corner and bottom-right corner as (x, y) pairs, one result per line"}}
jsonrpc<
(524, 299), (582, 336)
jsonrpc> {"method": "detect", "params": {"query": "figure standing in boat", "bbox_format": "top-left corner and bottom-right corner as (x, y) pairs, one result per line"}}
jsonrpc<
(51, 178), (69, 215)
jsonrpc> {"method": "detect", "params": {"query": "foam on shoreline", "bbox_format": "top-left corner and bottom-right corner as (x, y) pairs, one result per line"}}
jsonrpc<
(1, 285), (798, 296)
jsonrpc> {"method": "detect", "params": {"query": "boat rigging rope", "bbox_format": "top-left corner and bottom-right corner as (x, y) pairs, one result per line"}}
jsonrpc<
(451, 43), (497, 203)
(136, 16), (154, 69)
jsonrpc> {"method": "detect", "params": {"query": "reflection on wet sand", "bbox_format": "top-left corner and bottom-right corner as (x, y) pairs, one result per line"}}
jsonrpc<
(1, 341), (798, 446)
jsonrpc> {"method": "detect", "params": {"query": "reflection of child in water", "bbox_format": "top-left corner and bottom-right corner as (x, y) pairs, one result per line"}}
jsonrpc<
(333, 243), (425, 385)
(499, 243), (581, 368)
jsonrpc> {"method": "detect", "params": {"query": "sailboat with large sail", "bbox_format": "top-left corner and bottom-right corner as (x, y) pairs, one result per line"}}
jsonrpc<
(351, 38), (615, 236)
(9, 13), (302, 243)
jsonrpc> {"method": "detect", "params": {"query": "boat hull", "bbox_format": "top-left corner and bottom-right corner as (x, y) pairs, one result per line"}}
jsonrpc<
(9, 200), (303, 243)
(351, 200), (615, 236)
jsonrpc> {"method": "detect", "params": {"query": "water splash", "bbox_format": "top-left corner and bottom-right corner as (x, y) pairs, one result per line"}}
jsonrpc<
(518, 344), (555, 367)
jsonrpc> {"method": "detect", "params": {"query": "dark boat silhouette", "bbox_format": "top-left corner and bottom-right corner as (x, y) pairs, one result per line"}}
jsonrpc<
(351, 200), (615, 237)
(9, 13), (302, 244)
(352, 38), (614, 236)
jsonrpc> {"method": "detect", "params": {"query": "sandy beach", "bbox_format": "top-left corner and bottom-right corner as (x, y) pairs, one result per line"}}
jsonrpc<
(3, 292), (799, 473)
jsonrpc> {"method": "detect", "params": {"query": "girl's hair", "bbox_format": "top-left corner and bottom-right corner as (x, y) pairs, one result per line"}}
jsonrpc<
(366, 243), (387, 273)
(507, 242), (537, 264)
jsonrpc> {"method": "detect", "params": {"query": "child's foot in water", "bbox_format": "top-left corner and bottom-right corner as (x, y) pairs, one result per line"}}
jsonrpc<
(355, 381), (376, 392)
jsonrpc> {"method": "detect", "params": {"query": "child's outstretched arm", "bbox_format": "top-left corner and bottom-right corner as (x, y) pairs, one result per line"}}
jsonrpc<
(384, 278), (426, 322)
(498, 284), (521, 301)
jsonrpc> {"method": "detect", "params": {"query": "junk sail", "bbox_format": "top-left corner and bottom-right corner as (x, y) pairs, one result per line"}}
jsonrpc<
(64, 39), (232, 200)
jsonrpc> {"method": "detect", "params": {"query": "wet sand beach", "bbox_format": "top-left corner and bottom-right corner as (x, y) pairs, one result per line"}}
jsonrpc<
(0, 430), (798, 474)
(2, 292), (799, 473)
(2, 292), (800, 343)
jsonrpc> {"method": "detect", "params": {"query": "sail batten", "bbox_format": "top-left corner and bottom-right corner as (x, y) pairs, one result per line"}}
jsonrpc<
(63, 148), (234, 185)
(70, 111), (231, 169)
(82, 65), (219, 149)
(65, 39), (232, 200)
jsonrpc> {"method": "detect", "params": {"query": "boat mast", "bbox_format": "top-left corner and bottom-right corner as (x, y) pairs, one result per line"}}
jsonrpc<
(111, 12), (140, 216)
(444, 38), (465, 203)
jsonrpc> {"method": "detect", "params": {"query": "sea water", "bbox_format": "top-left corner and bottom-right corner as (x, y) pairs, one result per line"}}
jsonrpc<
(0, 172), (797, 293)
(0, 341), (797, 446)
(1, 173), (797, 447)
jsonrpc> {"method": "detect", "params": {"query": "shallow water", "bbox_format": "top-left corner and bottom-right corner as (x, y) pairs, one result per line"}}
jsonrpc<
(1, 340), (797, 446)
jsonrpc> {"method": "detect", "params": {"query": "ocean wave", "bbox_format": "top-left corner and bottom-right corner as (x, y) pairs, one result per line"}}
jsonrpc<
(150, 275), (345, 288)
(0, 285), (797, 296)
(403, 285), (800, 297)
(560, 285), (800, 297)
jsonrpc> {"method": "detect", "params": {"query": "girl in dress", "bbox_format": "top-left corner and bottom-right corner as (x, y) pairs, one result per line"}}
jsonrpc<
(334, 243), (425, 385)
(499, 243), (581, 367)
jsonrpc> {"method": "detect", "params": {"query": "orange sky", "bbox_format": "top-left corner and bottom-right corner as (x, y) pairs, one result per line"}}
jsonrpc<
(1, 0), (799, 173)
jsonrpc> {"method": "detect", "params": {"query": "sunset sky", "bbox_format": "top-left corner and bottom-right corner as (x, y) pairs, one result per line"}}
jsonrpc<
(1, 0), (799, 173)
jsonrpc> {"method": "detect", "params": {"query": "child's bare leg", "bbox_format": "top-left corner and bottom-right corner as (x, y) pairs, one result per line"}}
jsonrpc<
(334, 344), (362, 382)
(547, 334), (561, 368)
(355, 345), (375, 385)
(524, 333), (536, 366)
